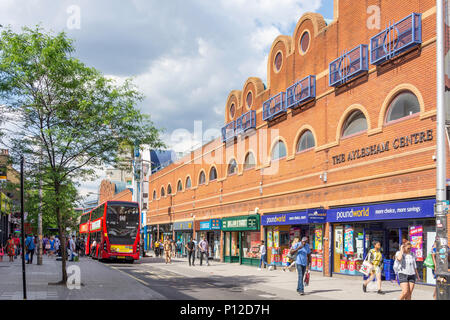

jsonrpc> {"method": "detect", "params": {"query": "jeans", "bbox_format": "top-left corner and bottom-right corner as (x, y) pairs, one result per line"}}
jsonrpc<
(259, 254), (268, 268)
(296, 264), (306, 292)
(27, 249), (35, 264)
(200, 251), (209, 265)
(188, 250), (195, 265)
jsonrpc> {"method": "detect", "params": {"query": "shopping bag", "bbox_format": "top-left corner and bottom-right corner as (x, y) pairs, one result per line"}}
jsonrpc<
(423, 253), (435, 269)
(360, 260), (373, 276)
(304, 270), (310, 286)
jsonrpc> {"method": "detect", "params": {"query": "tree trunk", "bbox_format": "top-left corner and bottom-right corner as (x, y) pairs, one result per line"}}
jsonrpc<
(55, 183), (67, 283)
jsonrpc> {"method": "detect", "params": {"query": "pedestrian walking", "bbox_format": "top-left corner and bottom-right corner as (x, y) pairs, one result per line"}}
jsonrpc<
(69, 235), (76, 261)
(43, 235), (50, 255)
(186, 237), (196, 266)
(6, 234), (15, 262)
(171, 239), (176, 258)
(290, 236), (311, 295)
(362, 241), (385, 294)
(283, 237), (299, 272)
(154, 240), (160, 257)
(198, 236), (210, 266)
(176, 239), (182, 258)
(48, 236), (55, 257)
(163, 237), (172, 264)
(25, 234), (35, 264)
(13, 233), (20, 259)
(257, 240), (268, 270)
(395, 241), (420, 300)
(55, 236), (61, 257)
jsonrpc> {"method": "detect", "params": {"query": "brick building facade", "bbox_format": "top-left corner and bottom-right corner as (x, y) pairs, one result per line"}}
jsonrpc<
(146, 0), (449, 282)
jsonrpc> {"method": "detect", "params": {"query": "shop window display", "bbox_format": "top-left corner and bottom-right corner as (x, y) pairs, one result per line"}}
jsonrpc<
(242, 231), (261, 259)
(332, 219), (436, 283)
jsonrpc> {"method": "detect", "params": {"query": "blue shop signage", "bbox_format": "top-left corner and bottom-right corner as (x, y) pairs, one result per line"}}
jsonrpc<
(262, 209), (328, 226)
(327, 199), (436, 223)
(307, 209), (327, 223)
(199, 219), (222, 230)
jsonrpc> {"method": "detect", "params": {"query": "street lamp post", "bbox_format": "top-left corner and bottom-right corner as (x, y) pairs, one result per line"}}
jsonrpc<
(436, 0), (449, 300)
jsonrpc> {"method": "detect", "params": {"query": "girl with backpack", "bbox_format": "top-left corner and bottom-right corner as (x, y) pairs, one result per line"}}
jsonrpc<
(394, 241), (420, 300)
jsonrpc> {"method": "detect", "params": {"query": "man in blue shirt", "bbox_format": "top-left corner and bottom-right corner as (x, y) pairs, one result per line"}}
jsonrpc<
(291, 236), (311, 295)
(25, 234), (36, 264)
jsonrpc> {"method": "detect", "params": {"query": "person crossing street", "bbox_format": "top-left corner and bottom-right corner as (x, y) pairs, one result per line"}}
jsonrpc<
(290, 236), (311, 295)
(198, 236), (210, 266)
(186, 237), (196, 266)
(163, 237), (172, 264)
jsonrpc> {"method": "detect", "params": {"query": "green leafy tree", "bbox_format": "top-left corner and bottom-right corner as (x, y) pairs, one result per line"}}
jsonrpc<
(0, 26), (163, 283)
(25, 178), (81, 235)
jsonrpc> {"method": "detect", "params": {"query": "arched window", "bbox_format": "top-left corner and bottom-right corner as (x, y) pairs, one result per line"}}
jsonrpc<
(199, 171), (206, 185)
(342, 111), (367, 138)
(177, 180), (183, 192)
(271, 140), (287, 160)
(244, 152), (256, 170)
(153, 190), (157, 200)
(167, 184), (172, 195)
(228, 159), (237, 175)
(296, 130), (315, 152)
(161, 187), (165, 197)
(209, 167), (217, 181)
(185, 176), (192, 189)
(386, 91), (420, 123)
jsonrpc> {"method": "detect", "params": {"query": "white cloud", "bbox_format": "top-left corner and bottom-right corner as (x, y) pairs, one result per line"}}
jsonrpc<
(0, 0), (325, 196)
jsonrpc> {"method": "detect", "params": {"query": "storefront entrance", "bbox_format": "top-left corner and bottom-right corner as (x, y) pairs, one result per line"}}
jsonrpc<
(222, 215), (261, 266)
(328, 198), (436, 284)
(261, 209), (327, 271)
(174, 220), (193, 257)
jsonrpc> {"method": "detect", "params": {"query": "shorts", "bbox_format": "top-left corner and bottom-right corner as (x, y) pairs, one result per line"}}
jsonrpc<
(398, 273), (416, 284)
(371, 266), (382, 274)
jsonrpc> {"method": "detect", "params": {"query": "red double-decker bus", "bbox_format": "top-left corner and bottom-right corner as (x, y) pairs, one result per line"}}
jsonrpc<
(79, 211), (91, 255)
(87, 200), (140, 262)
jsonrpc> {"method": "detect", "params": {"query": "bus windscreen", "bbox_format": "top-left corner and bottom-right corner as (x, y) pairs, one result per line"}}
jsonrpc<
(105, 204), (139, 245)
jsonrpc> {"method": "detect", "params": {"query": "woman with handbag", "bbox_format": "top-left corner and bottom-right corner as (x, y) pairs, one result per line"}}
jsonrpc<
(395, 241), (420, 300)
(362, 241), (385, 294)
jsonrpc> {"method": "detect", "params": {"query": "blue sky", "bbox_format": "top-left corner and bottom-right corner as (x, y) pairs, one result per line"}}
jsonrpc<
(0, 0), (337, 198)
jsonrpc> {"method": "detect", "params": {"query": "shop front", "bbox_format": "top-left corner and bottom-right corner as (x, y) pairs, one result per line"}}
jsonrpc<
(328, 198), (436, 284)
(158, 223), (173, 242)
(174, 221), (193, 257)
(196, 219), (222, 260)
(222, 215), (261, 266)
(146, 225), (158, 251)
(261, 209), (326, 272)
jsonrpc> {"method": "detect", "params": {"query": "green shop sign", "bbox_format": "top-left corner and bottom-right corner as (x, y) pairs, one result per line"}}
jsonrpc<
(222, 215), (260, 231)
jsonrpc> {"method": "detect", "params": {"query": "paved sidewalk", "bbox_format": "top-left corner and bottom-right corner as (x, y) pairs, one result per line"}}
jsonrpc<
(140, 253), (435, 300)
(0, 255), (165, 300)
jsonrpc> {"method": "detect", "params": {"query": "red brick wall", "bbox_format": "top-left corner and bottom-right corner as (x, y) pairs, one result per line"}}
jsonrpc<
(147, 0), (440, 272)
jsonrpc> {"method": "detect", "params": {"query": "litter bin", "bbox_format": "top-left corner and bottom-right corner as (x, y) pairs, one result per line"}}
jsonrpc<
(436, 272), (450, 300)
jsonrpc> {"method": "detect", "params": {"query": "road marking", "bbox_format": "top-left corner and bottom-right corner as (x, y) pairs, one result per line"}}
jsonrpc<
(110, 266), (149, 286)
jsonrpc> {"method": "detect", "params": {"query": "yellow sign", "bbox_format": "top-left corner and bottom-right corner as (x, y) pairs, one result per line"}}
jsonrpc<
(111, 245), (133, 253)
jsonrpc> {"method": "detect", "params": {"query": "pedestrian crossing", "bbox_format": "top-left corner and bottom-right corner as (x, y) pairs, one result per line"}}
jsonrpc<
(0, 291), (59, 300)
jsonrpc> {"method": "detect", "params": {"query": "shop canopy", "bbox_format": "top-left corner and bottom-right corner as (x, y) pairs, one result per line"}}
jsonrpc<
(261, 209), (327, 226)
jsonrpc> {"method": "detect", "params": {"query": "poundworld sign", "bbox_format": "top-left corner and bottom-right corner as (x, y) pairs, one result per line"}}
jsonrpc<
(327, 199), (435, 223)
